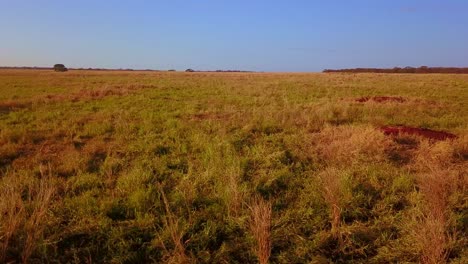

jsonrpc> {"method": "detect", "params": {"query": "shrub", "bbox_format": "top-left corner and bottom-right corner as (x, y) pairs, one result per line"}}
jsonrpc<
(53, 64), (68, 72)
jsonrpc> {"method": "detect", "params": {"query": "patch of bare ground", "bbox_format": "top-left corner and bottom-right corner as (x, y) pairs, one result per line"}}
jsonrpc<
(380, 126), (457, 141)
(345, 96), (446, 111)
(0, 101), (29, 113)
(0, 84), (155, 114)
(38, 84), (155, 103)
(356, 96), (406, 103)
(385, 135), (420, 165)
(187, 112), (235, 121)
(10, 139), (73, 173)
(8, 136), (118, 178)
(381, 126), (459, 165)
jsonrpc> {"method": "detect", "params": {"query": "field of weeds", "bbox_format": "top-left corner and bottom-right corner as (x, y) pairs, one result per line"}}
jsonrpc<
(0, 69), (467, 263)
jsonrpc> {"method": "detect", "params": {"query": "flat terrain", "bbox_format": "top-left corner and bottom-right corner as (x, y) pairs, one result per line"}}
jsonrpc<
(0, 70), (467, 263)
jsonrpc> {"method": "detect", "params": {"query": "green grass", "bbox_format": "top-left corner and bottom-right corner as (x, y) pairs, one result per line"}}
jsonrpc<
(0, 70), (467, 263)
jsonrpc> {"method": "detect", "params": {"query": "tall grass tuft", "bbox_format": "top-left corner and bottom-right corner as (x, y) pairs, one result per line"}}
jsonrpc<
(226, 167), (243, 217)
(312, 125), (390, 167)
(412, 141), (460, 264)
(318, 167), (345, 240)
(0, 180), (25, 262)
(22, 175), (56, 263)
(0, 170), (56, 263)
(158, 184), (189, 263)
(249, 196), (272, 264)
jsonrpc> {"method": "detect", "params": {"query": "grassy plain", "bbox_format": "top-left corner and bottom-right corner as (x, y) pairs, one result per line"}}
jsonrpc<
(0, 70), (467, 263)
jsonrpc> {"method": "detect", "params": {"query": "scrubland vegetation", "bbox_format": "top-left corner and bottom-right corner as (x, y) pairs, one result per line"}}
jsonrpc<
(324, 66), (468, 74)
(0, 70), (467, 263)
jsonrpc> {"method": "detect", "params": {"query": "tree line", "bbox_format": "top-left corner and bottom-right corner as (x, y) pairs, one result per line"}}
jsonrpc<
(323, 66), (468, 74)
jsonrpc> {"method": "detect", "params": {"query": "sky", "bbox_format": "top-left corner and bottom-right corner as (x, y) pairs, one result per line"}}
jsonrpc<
(1, 0), (468, 72)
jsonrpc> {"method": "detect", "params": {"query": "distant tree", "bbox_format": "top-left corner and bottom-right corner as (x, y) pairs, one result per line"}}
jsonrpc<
(168, 69), (176, 72)
(53, 64), (68, 72)
(185, 69), (195, 72)
(403, 66), (416, 73)
(418, 66), (429, 73)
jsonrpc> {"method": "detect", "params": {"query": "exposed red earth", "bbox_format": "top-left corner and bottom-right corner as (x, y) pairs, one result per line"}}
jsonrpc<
(0, 101), (28, 113)
(356, 96), (406, 103)
(380, 126), (457, 141)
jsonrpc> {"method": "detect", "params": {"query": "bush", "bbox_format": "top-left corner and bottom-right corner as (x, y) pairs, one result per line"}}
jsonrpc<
(53, 64), (68, 72)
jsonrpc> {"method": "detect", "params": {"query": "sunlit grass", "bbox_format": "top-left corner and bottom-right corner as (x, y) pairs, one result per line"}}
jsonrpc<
(0, 70), (467, 263)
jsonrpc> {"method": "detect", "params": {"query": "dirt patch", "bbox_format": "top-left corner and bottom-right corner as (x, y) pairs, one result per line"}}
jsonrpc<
(0, 101), (29, 113)
(380, 126), (457, 141)
(10, 139), (68, 170)
(188, 112), (233, 121)
(9, 136), (115, 177)
(385, 136), (419, 165)
(356, 96), (406, 103)
(1, 84), (155, 115)
(39, 84), (155, 103)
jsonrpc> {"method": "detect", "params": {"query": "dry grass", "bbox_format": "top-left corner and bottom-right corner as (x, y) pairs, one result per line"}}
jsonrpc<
(249, 196), (272, 264)
(0, 179), (25, 262)
(414, 214), (452, 264)
(312, 125), (391, 166)
(0, 70), (467, 262)
(0, 171), (56, 263)
(22, 175), (56, 263)
(318, 168), (345, 240)
(0, 101), (29, 113)
(35, 84), (154, 104)
(158, 184), (189, 264)
(226, 167), (243, 218)
(412, 141), (463, 264)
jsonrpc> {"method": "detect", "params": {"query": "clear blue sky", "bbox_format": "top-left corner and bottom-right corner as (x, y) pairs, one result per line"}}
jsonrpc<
(1, 0), (468, 72)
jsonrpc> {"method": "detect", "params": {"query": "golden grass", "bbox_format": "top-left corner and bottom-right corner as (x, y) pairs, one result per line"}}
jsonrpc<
(22, 176), (56, 263)
(0, 70), (466, 262)
(318, 167), (345, 240)
(0, 172), (56, 263)
(249, 196), (272, 264)
(0, 179), (25, 262)
(411, 141), (465, 263)
(311, 125), (391, 166)
(158, 184), (189, 263)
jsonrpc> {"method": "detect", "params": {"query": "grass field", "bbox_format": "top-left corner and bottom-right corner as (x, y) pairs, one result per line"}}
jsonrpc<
(0, 70), (467, 263)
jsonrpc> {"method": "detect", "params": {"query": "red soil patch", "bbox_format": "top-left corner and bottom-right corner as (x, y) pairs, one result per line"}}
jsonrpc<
(1, 84), (155, 114)
(380, 126), (457, 141)
(356, 96), (406, 103)
(189, 112), (233, 121)
(40, 84), (155, 103)
(0, 101), (29, 113)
